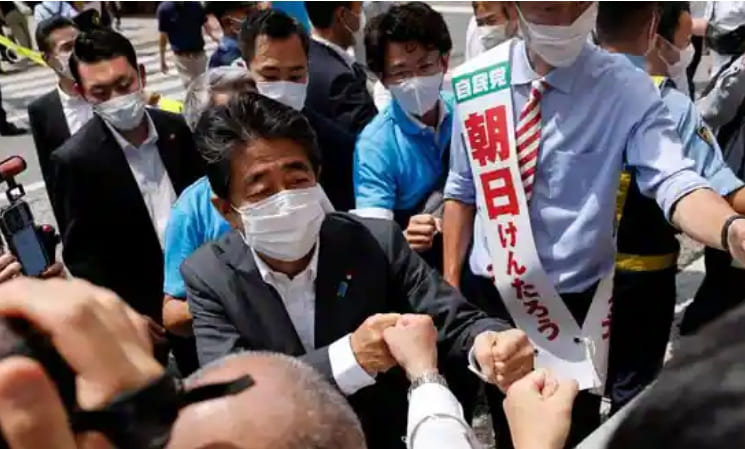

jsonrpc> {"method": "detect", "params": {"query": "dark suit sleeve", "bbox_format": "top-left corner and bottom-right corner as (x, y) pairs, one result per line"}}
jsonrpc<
(27, 103), (55, 197)
(328, 71), (378, 134)
(182, 259), (249, 366)
(51, 151), (111, 287)
(382, 220), (512, 360)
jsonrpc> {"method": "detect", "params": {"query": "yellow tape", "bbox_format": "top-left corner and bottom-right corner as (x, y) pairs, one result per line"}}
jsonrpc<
(0, 35), (46, 66)
(616, 171), (632, 225)
(615, 252), (678, 272)
(0, 35), (184, 113)
(157, 97), (183, 113)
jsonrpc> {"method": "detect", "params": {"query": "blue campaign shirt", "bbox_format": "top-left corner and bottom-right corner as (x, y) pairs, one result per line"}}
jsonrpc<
(624, 54), (744, 196)
(354, 91), (454, 215)
(444, 40), (710, 294)
(157, 1), (206, 53)
(209, 36), (242, 68)
(164, 177), (232, 298)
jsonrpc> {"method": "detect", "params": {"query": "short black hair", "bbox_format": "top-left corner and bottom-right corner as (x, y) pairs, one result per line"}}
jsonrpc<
(365, 2), (452, 75)
(70, 29), (138, 85)
(194, 91), (321, 199)
(35, 16), (78, 54)
(596, 2), (657, 45)
(657, 2), (691, 43)
(204, 1), (258, 20)
(239, 9), (310, 64)
(608, 302), (745, 449)
(305, 2), (351, 29)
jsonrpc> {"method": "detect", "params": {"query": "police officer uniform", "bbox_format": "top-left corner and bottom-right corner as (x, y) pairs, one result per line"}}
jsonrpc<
(607, 57), (745, 412)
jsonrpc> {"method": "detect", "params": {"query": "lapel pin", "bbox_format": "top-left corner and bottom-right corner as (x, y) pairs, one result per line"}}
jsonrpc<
(169, 133), (176, 141)
(336, 273), (353, 298)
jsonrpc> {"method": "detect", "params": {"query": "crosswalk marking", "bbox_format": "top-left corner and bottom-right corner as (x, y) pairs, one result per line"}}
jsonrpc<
(0, 18), (218, 127)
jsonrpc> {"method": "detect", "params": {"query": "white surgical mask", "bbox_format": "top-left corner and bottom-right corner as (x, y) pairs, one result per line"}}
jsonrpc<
(478, 24), (509, 51)
(93, 82), (146, 131)
(389, 72), (443, 117)
(516, 2), (598, 68)
(53, 51), (73, 80)
(233, 185), (334, 262)
(660, 39), (694, 79)
(256, 80), (308, 111)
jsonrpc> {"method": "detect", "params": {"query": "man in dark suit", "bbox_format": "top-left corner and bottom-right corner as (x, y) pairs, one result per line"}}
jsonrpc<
(28, 17), (91, 202)
(304, 2), (376, 134)
(183, 92), (535, 449)
(51, 29), (204, 327)
(240, 9), (356, 210)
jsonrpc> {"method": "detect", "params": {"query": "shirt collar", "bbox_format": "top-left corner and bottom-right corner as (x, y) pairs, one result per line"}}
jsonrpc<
(251, 240), (320, 284)
(56, 84), (86, 105)
(622, 53), (647, 71)
(511, 39), (589, 94)
(104, 109), (159, 152)
(312, 34), (355, 68)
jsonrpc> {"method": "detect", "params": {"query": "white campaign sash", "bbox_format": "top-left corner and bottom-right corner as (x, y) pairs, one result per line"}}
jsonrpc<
(452, 40), (613, 392)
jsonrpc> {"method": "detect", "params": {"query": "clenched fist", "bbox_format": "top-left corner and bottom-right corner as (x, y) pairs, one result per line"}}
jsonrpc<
(504, 369), (578, 449)
(473, 329), (535, 392)
(351, 313), (401, 376)
(404, 214), (441, 252)
(382, 314), (438, 380)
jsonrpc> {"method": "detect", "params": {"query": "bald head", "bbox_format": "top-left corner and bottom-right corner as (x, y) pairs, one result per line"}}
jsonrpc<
(167, 352), (366, 449)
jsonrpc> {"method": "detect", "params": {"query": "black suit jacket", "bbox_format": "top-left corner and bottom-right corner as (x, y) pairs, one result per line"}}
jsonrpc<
(51, 110), (205, 321)
(306, 40), (377, 134)
(28, 90), (70, 203)
(182, 213), (509, 449)
(304, 107), (356, 211)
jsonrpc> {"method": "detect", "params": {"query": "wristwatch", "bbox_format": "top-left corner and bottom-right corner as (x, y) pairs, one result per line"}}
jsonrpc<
(721, 215), (745, 252)
(407, 371), (448, 400)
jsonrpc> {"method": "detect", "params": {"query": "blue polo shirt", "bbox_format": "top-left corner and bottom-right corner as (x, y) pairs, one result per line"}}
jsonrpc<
(353, 91), (454, 215)
(164, 177), (232, 298)
(157, 1), (206, 53)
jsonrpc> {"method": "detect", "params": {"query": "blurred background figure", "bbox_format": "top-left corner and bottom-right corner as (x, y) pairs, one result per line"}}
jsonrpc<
(158, 1), (218, 88)
(464, 1), (517, 61)
(206, 1), (259, 69)
(33, 1), (76, 24)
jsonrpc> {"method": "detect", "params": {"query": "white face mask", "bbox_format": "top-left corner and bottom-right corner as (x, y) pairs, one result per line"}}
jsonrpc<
(389, 72), (443, 117)
(516, 2), (598, 68)
(233, 185), (334, 262)
(478, 24), (509, 50)
(256, 80), (308, 111)
(93, 82), (147, 131)
(660, 39), (694, 79)
(53, 51), (73, 80)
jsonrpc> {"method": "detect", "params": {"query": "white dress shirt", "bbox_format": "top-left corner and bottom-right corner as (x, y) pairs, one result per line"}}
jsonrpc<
(251, 242), (376, 395)
(57, 86), (93, 135)
(312, 34), (356, 68)
(408, 383), (478, 449)
(104, 111), (176, 249)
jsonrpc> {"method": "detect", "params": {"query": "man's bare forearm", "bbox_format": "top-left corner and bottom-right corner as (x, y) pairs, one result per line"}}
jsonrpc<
(158, 33), (168, 62)
(727, 187), (745, 215)
(443, 200), (475, 289)
(672, 188), (737, 250)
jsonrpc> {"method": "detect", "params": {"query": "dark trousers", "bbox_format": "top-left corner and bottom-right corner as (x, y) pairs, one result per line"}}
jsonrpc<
(461, 270), (601, 448)
(606, 267), (676, 413)
(680, 247), (745, 335)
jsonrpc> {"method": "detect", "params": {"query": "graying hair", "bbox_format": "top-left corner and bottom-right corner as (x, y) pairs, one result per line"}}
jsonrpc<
(182, 66), (256, 130)
(186, 351), (367, 449)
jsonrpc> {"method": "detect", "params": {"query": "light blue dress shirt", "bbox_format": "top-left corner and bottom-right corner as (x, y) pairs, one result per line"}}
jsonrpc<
(624, 54), (744, 197)
(444, 41), (711, 294)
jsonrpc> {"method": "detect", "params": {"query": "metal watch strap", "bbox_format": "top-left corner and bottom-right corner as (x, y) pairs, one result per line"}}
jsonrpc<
(407, 371), (448, 399)
(721, 215), (745, 252)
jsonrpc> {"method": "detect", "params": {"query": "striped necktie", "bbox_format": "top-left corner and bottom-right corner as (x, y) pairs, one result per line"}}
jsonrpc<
(515, 79), (549, 201)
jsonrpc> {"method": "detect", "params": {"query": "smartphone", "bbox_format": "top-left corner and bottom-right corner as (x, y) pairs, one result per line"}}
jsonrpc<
(0, 202), (49, 276)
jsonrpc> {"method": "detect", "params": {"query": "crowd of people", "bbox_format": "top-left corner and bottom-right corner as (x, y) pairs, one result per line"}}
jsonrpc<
(1, 1), (745, 448)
